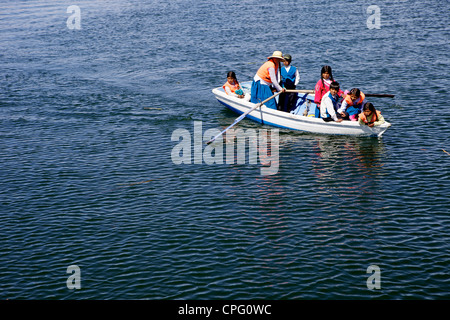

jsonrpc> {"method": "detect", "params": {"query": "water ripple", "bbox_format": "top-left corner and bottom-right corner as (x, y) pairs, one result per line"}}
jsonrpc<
(1, 0), (449, 300)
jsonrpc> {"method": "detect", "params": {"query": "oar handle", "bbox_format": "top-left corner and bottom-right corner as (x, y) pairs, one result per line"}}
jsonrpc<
(285, 89), (395, 98)
(285, 89), (314, 94)
(365, 93), (395, 98)
(206, 90), (283, 145)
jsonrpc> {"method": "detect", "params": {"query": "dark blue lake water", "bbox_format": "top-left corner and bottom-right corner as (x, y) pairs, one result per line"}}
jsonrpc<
(1, 0), (449, 299)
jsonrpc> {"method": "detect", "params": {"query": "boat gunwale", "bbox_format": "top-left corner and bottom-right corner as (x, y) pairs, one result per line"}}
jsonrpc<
(212, 87), (391, 134)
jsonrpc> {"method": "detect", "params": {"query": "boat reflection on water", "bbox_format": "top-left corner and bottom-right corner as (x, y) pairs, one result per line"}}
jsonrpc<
(311, 135), (387, 200)
(312, 135), (386, 169)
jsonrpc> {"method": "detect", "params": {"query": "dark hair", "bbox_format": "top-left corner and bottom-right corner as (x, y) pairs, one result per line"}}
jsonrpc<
(227, 71), (239, 86)
(330, 81), (340, 91)
(320, 66), (334, 82)
(227, 71), (237, 79)
(363, 102), (376, 113)
(349, 88), (361, 98)
(320, 65), (334, 88)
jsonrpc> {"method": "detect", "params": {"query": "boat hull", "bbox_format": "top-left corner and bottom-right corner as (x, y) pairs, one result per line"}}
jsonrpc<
(212, 83), (391, 137)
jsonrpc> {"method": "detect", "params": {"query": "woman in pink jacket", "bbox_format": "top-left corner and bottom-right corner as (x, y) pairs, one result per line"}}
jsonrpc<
(314, 66), (343, 117)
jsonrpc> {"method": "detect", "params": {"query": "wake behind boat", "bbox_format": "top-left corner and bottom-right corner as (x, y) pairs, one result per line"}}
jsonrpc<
(212, 81), (391, 138)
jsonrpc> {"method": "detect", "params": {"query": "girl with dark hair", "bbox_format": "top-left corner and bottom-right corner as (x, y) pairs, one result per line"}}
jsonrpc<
(337, 88), (367, 120)
(223, 71), (245, 99)
(314, 66), (343, 117)
(358, 102), (385, 127)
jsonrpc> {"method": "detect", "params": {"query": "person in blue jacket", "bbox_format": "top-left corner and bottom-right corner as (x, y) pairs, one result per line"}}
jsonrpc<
(278, 54), (300, 112)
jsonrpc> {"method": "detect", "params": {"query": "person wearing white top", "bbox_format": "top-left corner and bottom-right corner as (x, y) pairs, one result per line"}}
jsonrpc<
(320, 81), (343, 122)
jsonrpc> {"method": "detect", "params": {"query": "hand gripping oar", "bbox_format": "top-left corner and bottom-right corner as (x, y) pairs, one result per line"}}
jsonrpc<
(206, 91), (284, 145)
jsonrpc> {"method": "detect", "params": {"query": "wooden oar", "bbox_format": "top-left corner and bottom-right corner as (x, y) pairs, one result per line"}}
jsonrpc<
(285, 89), (395, 98)
(285, 89), (315, 94)
(206, 91), (284, 145)
(363, 93), (395, 98)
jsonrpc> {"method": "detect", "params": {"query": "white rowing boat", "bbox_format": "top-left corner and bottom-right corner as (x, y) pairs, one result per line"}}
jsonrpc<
(212, 81), (391, 137)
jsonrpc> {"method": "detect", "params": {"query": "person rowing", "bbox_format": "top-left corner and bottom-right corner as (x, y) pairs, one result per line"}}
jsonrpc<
(250, 51), (286, 110)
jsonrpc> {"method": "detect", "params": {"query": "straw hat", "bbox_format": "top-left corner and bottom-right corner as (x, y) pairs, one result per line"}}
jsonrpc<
(267, 51), (285, 61)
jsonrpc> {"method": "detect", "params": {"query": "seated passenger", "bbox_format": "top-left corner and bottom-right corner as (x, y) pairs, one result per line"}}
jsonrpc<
(320, 81), (343, 123)
(314, 65), (344, 117)
(337, 88), (366, 121)
(358, 102), (385, 127)
(223, 71), (245, 99)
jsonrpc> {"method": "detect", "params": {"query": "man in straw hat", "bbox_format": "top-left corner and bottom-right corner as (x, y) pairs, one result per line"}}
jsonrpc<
(250, 51), (286, 110)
